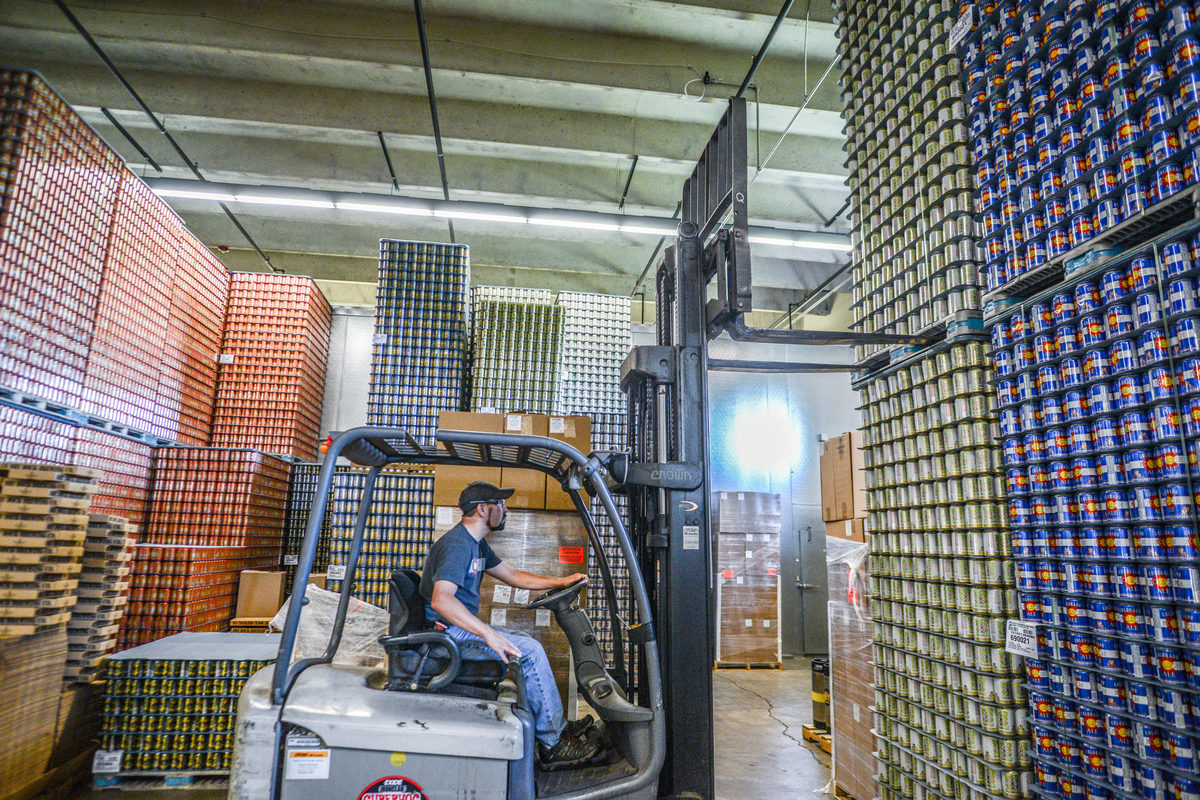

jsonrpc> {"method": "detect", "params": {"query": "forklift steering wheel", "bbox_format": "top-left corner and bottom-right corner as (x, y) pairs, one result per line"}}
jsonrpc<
(526, 578), (587, 611)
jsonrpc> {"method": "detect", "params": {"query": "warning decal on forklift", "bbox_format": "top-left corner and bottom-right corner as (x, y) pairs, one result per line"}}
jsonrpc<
(357, 776), (429, 800)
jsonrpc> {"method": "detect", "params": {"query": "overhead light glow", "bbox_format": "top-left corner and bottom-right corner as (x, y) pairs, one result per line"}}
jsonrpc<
(433, 209), (528, 223)
(235, 194), (335, 209)
(793, 238), (854, 252)
(530, 217), (622, 231)
(747, 235), (799, 247)
(335, 201), (433, 216)
(748, 234), (854, 252)
(619, 223), (678, 236)
(153, 188), (237, 202)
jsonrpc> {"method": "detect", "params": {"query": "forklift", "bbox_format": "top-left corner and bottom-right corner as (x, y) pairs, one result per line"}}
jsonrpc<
(228, 427), (689, 800)
(230, 98), (917, 800)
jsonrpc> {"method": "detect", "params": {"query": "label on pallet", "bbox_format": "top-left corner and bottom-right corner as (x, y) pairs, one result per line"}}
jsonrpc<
(92, 750), (123, 774)
(1005, 619), (1038, 658)
(218, 353), (235, 365)
(949, 8), (973, 49)
(282, 554), (299, 566)
(327, 564), (346, 581)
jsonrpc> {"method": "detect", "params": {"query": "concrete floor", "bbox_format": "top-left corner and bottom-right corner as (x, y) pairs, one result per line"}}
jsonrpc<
(52, 660), (831, 800)
(714, 659), (832, 800)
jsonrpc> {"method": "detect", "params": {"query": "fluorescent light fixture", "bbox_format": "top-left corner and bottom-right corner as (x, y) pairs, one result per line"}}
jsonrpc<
(235, 194), (335, 209)
(793, 238), (854, 252)
(748, 235), (800, 247)
(335, 201), (433, 216)
(530, 217), (621, 231)
(433, 209), (528, 223)
(619, 223), (678, 236)
(152, 188), (237, 202)
(748, 234), (854, 252)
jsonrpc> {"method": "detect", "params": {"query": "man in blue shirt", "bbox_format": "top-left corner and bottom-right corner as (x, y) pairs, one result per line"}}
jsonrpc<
(420, 480), (600, 769)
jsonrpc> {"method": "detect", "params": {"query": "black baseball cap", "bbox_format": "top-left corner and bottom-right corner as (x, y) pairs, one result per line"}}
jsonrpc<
(458, 481), (515, 513)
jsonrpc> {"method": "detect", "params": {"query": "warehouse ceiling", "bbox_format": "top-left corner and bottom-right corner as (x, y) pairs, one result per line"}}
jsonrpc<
(0, 0), (849, 317)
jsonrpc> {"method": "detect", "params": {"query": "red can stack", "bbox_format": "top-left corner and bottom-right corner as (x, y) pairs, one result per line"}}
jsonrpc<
(118, 448), (290, 648)
(0, 70), (121, 408)
(210, 273), (332, 460)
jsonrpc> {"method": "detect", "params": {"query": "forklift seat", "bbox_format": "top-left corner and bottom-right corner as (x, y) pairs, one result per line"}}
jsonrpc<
(385, 569), (507, 699)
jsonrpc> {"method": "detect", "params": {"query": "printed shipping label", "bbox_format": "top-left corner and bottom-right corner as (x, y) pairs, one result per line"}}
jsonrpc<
(493, 585), (512, 604)
(506, 414), (522, 432)
(549, 417), (566, 434)
(535, 608), (552, 627)
(1005, 619), (1039, 658)
(513, 588), (530, 604)
(93, 750), (123, 774)
(327, 564), (346, 581)
(491, 608), (507, 626)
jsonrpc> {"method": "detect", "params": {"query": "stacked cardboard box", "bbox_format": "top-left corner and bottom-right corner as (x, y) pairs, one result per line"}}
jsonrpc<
(0, 626), (71, 796)
(433, 411), (591, 512)
(432, 507), (587, 709)
(713, 491), (781, 665)
(821, 431), (867, 543)
(827, 540), (876, 800)
(64, 514), (136, 685)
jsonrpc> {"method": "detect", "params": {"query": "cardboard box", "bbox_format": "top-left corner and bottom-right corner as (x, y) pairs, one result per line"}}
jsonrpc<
(545, 415), (591, 511)
(821, 431), (867, 522)
(500, 413), (548, 509)
(715, 580), (780, 664)
(235, 570), (286, 618)
(828, 546), (877, 800)
(435, 411), (504, 507)
(826, 518), (866, 543)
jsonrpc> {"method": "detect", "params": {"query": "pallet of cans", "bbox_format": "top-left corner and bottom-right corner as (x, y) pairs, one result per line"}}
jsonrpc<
(80, 174), (177, 438)
(0, 463), (100, 638)
(65, 514), (136, 684)
(555, 292), (631, 416)
(210, 273), (332, 460)
(324, 467), (435, 607)
(966, 0), (1200, 299)
(859, 341), (1030, 800)
(95, 632), (276, 780)
(70, 427), (154, 523)
(280, 463), (331, 595)
(992, 214), (1200, 800)
(0, 70), (121, 408)
(367, 240), (470, 444)
(470, 292), (563, 415)
(836, 0), (981, 363)
(142, 447), (291, 549)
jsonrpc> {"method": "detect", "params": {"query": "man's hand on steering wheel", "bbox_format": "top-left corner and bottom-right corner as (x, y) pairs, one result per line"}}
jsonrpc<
(559, 573), (588, 588)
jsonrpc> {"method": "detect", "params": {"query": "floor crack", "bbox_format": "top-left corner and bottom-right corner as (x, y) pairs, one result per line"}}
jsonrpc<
(714, 673), (821, 761)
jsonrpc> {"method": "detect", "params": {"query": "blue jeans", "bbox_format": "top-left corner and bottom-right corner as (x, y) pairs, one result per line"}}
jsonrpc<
(445, 624), (565, 747)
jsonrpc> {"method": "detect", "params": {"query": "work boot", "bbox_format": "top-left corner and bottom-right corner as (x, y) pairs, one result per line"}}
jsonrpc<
(562, 714), (596, 739)
(537, 728), (604, 771)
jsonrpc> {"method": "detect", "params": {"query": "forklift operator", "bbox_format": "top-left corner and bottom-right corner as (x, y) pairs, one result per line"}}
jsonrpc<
(419, 480), (602, 769)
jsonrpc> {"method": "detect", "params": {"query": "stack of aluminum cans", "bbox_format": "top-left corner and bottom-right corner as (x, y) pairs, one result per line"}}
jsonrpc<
(470, 290), (563, 415)
(280, 464), (330, 596)
(967, 0), (1200, 295)
(555, 292), (631, 416)
(862, 341), (1029, 800)
(97, 633), (275, 777)
(838, 0), (981, 362)
(323, 467), (435, 608)
(993, 218), (1200, 800)
(367, 240), (470, 444)
(210, 273), (332, 461)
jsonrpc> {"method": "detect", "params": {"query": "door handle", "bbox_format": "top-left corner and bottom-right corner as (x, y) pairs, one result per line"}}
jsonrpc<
(795, 583), (816, 590)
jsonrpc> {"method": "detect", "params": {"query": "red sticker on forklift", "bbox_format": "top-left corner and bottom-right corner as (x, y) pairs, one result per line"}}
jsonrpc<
(357, 776), (428, 800)
(558, 546), (585, 564)
(721, 570), (734, 579)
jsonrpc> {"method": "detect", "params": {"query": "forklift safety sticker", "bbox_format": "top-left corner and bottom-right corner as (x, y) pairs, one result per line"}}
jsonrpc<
(284, 748), (330, 780)
(557, 546), (585, 564)
(357, 776), (429, 800)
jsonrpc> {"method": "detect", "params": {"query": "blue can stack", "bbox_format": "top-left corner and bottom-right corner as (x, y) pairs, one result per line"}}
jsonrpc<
(367, 240), (471, 443)
(969, 0), (1200, 295)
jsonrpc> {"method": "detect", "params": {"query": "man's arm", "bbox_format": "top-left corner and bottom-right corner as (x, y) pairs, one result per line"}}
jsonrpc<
(430, 580), (521, 662)
(486, 561), (588, 591)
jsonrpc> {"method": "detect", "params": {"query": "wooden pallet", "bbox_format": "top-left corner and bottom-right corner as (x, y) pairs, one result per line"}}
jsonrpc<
(833, 785), (858, 800)
(801, 724), (832, 754)
(714, 661), (782, 670)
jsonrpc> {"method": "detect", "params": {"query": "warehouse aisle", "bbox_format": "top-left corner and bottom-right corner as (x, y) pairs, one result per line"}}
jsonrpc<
(714, 660), (831, 800)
